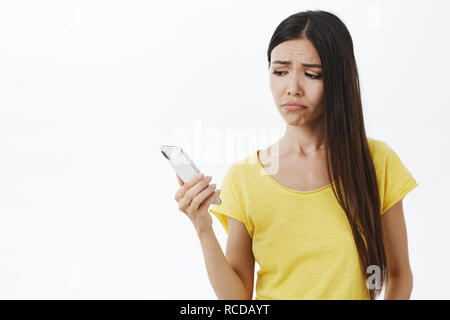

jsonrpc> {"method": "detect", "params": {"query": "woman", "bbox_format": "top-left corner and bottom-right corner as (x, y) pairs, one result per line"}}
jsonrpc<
(174, 10), (418, 300)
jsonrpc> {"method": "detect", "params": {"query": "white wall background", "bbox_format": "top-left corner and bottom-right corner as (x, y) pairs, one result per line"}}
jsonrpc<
(0, 0), (448, 299)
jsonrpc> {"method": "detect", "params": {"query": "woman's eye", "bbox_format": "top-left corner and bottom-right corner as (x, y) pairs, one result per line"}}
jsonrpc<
(272, 71), (321, 79)
(305, 72), (321, 79)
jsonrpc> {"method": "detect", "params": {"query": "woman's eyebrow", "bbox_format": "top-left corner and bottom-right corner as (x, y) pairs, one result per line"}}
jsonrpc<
(272, 60), (322, 68)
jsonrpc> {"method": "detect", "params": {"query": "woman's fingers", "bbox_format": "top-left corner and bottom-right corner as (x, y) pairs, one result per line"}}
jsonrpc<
(178, 176), (211, 212)
(174, 172), (204, 202)
(199, 189), (221, 211)
(188, 183), (217, 213)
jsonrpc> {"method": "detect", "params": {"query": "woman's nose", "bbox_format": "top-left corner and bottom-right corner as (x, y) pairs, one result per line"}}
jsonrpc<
(287, 77), (304, 96)
(288, 85), (304, 96)
(288, 88), (302, 96)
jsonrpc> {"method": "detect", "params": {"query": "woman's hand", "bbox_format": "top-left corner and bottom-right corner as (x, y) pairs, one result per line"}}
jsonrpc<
(174, 173), (221, 234)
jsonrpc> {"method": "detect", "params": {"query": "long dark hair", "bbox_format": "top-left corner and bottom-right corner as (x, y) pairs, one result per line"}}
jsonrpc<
(267, 10), (387, 300)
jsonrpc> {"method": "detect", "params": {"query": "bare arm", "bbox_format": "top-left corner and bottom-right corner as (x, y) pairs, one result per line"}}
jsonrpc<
(225, 216), (255, 299)
(382, 199), (414, 299)
(197, 228), (250, 300)
(174, 173), (253, 299)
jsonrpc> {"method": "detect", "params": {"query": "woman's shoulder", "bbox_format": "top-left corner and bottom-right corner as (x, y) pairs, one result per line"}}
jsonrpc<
(367, 136), (393, 158)
(223, 150), (260, 178)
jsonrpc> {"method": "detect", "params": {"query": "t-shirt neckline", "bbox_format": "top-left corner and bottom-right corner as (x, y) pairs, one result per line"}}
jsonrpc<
(255, 149), (339, 195)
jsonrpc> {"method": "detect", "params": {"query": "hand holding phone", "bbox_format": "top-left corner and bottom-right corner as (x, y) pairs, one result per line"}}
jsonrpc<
(161, 145), (222, 234)
(160, 145), (221, 205)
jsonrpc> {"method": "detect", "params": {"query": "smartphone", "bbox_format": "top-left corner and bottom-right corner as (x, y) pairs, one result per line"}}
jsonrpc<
(160, 145), (221, 205)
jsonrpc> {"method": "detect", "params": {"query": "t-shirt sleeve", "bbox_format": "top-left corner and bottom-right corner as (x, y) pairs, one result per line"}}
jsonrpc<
(380, 143), (418, 215)
(208, 164), (252, 237)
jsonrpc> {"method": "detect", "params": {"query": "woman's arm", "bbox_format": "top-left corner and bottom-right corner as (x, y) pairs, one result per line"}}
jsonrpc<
(381, 199), (414, 299)
(197, 227), (251, 299)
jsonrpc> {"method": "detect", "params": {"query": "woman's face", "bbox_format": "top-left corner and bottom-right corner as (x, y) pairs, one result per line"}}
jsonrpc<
(269, 38), (325, 126)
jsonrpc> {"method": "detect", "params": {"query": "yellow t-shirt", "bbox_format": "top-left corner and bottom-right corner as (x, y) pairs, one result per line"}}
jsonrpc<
(208, 137), (418, 300)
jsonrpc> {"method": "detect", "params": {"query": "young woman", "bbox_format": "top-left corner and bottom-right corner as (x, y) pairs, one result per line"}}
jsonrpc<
(174, 10), (418, 300)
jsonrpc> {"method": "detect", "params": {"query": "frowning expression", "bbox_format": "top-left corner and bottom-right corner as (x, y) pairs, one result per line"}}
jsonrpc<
(269, 38), (325, 126)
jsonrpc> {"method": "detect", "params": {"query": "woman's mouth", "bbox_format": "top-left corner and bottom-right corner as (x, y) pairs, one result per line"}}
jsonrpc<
(282, 104), (307, 111)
